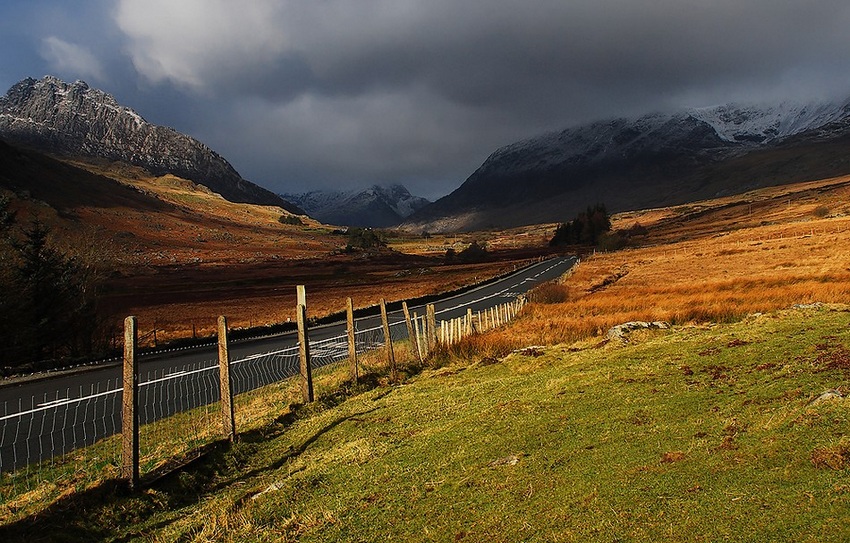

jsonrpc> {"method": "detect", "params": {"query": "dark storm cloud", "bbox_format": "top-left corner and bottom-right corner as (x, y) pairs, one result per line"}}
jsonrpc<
(4, 1), (850, 197)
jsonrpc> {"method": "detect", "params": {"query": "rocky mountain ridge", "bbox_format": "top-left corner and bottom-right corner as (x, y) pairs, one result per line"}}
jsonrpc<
(404, 97), (850, 232)
(0, 76), (301, 213)
(283, 184), (430, 227)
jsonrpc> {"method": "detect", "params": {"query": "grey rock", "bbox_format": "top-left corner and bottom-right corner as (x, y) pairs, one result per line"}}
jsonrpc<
(606, 321), (670, 342)
(0, 76), (302, 213)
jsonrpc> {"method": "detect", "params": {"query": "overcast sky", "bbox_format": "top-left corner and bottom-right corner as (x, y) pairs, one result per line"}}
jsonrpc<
(2, 1), (850, 199)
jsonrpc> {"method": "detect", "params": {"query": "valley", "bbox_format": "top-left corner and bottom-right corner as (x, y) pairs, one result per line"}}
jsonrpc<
(0, 141), (555, 359)
(3, 169), (849, 540)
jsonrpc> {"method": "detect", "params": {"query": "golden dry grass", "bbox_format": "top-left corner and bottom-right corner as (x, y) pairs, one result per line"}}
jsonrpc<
(485, 175), (850, 348)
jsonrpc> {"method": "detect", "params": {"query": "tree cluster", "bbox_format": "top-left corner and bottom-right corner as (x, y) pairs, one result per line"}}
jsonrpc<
(278, 214), (304, 226)
(345, 227), (386, 251)
(549, 204), (612, 247)
(445, 240), (489, 263)
(0, 196), (100, 370)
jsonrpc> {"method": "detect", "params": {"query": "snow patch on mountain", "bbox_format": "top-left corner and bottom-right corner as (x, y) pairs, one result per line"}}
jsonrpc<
(284, 184), (430, 228)
(403, 93), (850, 233)
(689, 99), (850, 144)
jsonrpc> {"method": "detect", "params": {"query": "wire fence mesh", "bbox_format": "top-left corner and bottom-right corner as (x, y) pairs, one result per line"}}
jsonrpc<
(137, 359), (220, 475)
(0, 377), (123, 508)
(0, 297), (525, 514)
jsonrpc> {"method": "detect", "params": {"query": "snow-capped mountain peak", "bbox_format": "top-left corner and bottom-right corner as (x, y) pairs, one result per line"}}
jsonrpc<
(283, 184), (430, 227)
(688, 98), (850, 144)
(403, 93), (850, 232)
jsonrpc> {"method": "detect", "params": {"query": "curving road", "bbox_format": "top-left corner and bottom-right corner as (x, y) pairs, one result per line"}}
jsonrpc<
(0, 256), (577, 471)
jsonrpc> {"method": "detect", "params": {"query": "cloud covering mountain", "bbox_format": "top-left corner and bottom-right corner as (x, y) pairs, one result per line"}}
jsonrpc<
(2, 2), (850, 198)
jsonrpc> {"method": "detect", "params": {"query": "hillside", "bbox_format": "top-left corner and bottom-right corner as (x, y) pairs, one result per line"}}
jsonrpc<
(0, 76), (300, 212)
(0, 139), (325, 266)
(404, 98), (850, 232)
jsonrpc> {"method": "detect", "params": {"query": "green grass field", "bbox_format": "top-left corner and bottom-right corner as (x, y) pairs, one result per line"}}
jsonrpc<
(2, 305), (849, 542)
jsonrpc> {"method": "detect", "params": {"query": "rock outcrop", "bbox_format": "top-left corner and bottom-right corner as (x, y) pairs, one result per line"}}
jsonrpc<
(0, 76), (301, 213)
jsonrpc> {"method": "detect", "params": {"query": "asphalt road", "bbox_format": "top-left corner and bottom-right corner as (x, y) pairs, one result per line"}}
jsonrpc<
(0, 256), (577, 472)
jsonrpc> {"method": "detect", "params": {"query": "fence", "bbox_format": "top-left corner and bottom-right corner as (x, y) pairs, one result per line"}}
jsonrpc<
(0, 290), (526, 508)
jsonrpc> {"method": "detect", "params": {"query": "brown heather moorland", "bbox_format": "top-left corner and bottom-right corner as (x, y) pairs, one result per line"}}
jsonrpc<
(455, 174), (850, 357)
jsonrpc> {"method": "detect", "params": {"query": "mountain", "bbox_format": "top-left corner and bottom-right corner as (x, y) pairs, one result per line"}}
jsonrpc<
(283, 184), (430, 227)
(0, 76), (301, 213)
(404, 98), (850, 232)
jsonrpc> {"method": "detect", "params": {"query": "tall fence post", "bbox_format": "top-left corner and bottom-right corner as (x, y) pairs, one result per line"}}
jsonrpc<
(380, 298), (398, 381)
(402, 301), (422, 363)
(347, 297), (358, 384)
(297, 284), (307, 309)
(218, 316), (236, 442)
(121, 316), (139, 490)
(414, 312), (427, 359)
(297, 299), (314, 403)
(427, 304), (437, 351)
(467, 308), (474, 335)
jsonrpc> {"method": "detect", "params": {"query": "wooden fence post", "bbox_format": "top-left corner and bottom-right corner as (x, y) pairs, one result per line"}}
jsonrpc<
(427, 304), (437, 351)
(414, 312), (427, 358)
(380, 298), (398, 381)
(467, 308), (474, 335)
(347, 297), (358, 384)
(297, 303), (314, 403)
(121, 316), (139, 490)
(297, 284), (307, 309)
(218, 316), (236, 442)
(402, 301), (422, 363)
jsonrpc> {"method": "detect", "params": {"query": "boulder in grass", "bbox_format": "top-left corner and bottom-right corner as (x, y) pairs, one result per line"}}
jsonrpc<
(606, 321), (670, 342)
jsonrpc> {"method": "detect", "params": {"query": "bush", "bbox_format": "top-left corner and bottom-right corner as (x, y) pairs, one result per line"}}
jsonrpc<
(279, 215), (304, 226)
(624, 222), (648, 237)
(597, 231), (628, 252)
(457, 240), (488, 262)
(528, 282), (570, 304)
(346, 228), (386, 250)
(812, 205), (830, 218)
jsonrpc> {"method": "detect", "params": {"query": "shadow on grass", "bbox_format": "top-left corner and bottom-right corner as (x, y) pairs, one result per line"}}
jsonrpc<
(0, 372), (393, 542)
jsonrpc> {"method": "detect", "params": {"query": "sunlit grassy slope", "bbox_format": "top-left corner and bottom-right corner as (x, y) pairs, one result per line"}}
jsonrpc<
(2, 305), (848, 541)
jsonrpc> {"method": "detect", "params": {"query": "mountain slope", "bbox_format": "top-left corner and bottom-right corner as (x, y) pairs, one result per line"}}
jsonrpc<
(0, 138), (330, 267)
(404, 98), (850, 232)
(0, 76), (302, 213)
(284, 184), (430, 227)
